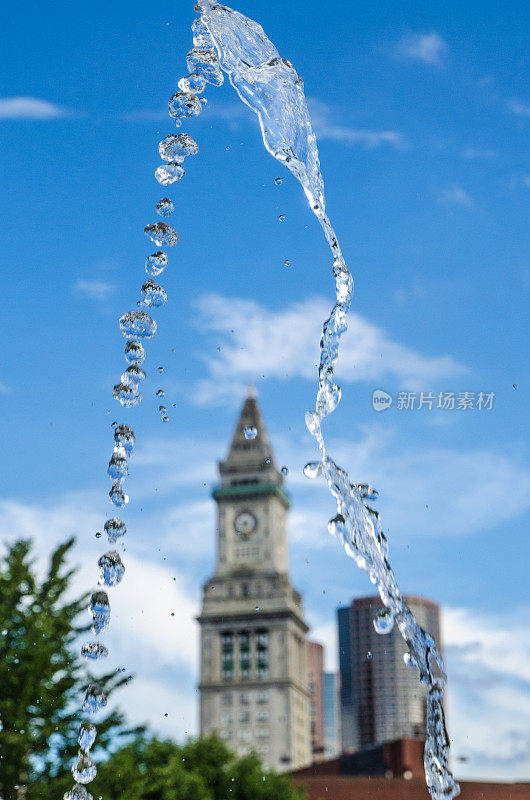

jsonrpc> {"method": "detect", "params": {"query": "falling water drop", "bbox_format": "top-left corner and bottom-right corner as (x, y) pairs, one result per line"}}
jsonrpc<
(64, 786), (93, 800)
(107, 452), (128, 482)
(98, 551), (125, 586)
(119, 310), (157, 339)
(112, 383), (142, 408)
(72, 750), (97, 784)
(281, 466), (288, 475)
(104, 517), (126, 543)
(283, 259), (291, 266)
(278, 214), (285, 221)
(114, 425), (135, 456)
(373, 607), (395, 635)
(159, 405), (167, 413)
(155, 163), (185, 185)
(191, 16), (214, 48)
(186, 47), (224, 86)
(145, 251), (168, 277)
(168, 91), (202, 122)
(178, 73), (207, 94)
(275, 177), (282, 185)
(109, 483), (129, 507)
(141, 279), (168, 307)
(159, 133), (199, 162)
(162, 416), (170, 423)
(82, 683), (107, 714)
(81, 642), (108, 660)
(124, 339), (145, 365)
(366, 650), (373, 661)
(156, 389), (165, 397)
(243, 425), (258, 439)
(156, 198), (174, 217)
(78, 721), (97, 751)
(144, 222), (179, 247)
(89, 591), (110, 635)
(157, 366), (164, 373)
(303, 461), (322, 479)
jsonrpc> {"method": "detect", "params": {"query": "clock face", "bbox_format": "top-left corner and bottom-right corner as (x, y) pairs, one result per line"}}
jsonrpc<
(234, 510), (257, 537)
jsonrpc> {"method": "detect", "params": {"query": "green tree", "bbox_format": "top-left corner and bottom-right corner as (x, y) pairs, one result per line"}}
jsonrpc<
(90, 734), (306, 800)
(0, 538), (137, 800)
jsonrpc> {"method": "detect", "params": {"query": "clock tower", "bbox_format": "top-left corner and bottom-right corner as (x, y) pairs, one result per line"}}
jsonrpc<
(198, 386), (311, 771)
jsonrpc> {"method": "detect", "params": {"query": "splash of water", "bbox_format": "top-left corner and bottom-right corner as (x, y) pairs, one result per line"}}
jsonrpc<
(194, 2), (459, 797)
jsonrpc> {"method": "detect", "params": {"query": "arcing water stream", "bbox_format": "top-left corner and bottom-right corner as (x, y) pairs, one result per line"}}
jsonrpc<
(65, 3), (460, 799)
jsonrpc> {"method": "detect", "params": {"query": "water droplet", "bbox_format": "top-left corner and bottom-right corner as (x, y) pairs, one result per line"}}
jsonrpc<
(141, 278), (167, 308)
(281, 466), (288, 475)
(156, 162), (185, 185)
(156, 198), (174, 217)
(191, 17), (214, 48)
(186, 47), (224, 86)
(275, 177), (282, 185)
(109, 483), (129, 507)
(513, 383), (517, 390)
(404, 652), (416, 668)
(98, 551), (125, 586)
(303, 461), (322, 479)
(162, 416), (170, 423)
(305, 411), (321, 435)
(178, 73), (207, 94)
(81, 642), (108, 660)
(95, 532), (101, 540)
(157, 366), (164, 373)
(119, 310), (157, 339)
(159, 405), (167, 413)
(357, 484), (379, 501)
(82, 683), (107, 714)
(144, 222), (179, 247)
(278, 214), (285, 222)
(373, 608), (395, 635)
(283, 259), (291, 266)
(78, 722), (97, 751)
(64, 786), (93, 800)
(72, 750), (97, 784)
(104, 517), (126, 543)
(114, 424), (135, 456)
(366, 650), (373, 661)
(168, 91), (203, 122)
(107, 452), (128, 482)
(243, 425), (258, 439)
(159, 133), (199, 162)
(89, 591), (110, 635)
(145, 252), (168, 279)
(112, 382), (142, 408)
(124, 340), (145, 367)
(156, 389), (165, 397)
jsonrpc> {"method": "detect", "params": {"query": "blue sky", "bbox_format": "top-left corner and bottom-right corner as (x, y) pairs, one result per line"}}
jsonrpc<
(1, 0), (529, 783)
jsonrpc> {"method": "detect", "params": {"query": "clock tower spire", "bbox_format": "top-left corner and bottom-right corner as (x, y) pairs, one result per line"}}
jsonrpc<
(197, 389), (311, 771)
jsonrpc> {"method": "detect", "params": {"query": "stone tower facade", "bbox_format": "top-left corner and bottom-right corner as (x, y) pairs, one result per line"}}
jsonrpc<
(198, 387), (311, 771)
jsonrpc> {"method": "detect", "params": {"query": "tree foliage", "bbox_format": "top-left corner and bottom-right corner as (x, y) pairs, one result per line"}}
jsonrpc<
(89, 734), (306, 800)
(0, 538), (137, 800)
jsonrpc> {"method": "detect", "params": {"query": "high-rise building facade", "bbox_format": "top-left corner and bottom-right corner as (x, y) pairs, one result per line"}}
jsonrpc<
(306, 641), (324, 762)
(338, 595), (441, 751)
(198, 388), (311, 771)
(322, 672), (341, 759)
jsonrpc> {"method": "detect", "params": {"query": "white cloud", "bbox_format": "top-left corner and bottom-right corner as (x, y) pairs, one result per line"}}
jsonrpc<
(508, 99), (530, 118)
(396, 32), (449, 66)
(438, 186), (474, 207)
(191, 293), (465, 404)
(443, 606), (530, 779)
(0, 97), (69, 120)
(308, 99), (405, 149)
(74, 279), (115, 301)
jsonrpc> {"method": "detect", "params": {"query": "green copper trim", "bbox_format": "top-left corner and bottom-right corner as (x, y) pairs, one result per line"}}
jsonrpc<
(212, 483), (290, 508)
